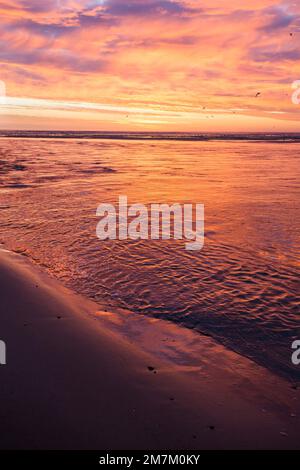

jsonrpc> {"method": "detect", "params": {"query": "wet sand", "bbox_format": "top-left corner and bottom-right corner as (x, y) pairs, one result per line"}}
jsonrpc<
(0, 248), (299, 450)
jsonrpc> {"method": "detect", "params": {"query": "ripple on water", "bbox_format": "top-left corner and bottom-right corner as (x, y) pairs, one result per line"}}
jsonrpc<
(0, 137), (299, 381)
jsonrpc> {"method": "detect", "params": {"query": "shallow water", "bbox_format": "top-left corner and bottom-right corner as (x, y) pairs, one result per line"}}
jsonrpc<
(0, 137), (299, 380)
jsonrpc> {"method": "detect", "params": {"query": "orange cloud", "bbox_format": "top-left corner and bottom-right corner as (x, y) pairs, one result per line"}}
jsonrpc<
(0, 0), (300, 130)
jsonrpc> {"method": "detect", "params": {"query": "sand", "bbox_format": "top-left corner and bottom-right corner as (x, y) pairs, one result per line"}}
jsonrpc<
(0, 248), (299, 450)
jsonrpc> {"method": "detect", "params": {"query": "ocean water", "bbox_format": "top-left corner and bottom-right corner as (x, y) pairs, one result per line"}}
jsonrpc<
(0, 134), (299, 381)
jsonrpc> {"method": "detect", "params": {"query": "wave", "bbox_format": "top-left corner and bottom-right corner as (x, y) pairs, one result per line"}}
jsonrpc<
(2, 130), (300, 142)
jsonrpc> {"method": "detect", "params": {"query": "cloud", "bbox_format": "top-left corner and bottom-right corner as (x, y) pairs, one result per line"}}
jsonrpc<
(14, 19), (78, 37)
(76, 11), (118, 27)
(101, 34), (199, 54)
(258, 6), (296, 32)
(0, 42), (106, 72)
(1, 0), (300, 131)
(11, 66), (45, 82)
(102, 0), (198, 17)
(250, 47), (300, 62)
(19, 0), (59, 13)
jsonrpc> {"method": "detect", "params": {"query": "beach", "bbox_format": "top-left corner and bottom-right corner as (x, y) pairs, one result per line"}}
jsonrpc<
(1, 0), (300, 456)
(0, 247), (299, 450)
(0, 136), (299, 383)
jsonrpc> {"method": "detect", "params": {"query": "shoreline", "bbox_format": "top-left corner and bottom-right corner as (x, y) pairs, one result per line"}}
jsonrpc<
(1, 131), (300, 143)
(0, 248), (299, 449)
(8, 246), (299, 386)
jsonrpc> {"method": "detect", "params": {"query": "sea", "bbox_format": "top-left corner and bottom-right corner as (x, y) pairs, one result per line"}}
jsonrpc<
(0, 131), (299, 381)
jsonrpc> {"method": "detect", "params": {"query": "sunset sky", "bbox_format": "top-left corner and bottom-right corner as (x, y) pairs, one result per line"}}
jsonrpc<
(0, 0), (300, 131)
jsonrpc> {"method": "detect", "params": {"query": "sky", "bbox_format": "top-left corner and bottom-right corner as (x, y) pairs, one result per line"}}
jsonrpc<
(0, 0), (300, 131)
